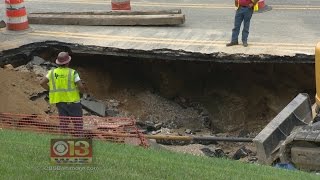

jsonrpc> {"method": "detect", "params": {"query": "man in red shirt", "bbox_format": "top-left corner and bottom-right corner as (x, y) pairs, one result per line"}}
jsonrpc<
(226, 0), (259, 47)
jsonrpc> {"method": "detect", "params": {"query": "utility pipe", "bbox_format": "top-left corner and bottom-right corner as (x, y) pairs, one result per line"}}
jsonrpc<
(145, 135), (253, 142)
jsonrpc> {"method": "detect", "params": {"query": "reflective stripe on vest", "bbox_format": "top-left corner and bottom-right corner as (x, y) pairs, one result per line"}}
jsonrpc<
(49, 68), (80, 104)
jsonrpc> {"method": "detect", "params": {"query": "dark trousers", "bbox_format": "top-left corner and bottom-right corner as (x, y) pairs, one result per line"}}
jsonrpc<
(56, 102), (83, 136)
(231, 6), (253, 43)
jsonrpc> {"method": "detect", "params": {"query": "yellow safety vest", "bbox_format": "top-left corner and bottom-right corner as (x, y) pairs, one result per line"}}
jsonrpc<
(237, 0), (259, 11)
(48, 67), (80, 104)
(253, 2), (259, 11)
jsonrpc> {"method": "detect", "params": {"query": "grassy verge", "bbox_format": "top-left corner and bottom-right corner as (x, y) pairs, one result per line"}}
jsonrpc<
(0, 129), (318, 180)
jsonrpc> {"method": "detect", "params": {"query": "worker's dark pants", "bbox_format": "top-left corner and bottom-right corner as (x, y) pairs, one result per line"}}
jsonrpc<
(231, 6), (253, 43)
(56, 102), (83, 136)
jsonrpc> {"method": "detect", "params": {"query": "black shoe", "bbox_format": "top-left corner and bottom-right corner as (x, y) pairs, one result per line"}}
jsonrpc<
(0, 20), (6, 28)
(226, 41), (239, 47)
(243, 42), (248, 47)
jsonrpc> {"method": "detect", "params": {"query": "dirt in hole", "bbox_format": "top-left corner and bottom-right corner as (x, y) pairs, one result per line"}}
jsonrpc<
(0, 53), (315, 160)
(72, 55), (315, 134)
(0, 69), (49, 114)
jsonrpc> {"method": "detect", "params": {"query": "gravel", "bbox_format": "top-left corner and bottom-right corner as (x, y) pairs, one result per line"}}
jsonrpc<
(137, 91), (202, 128)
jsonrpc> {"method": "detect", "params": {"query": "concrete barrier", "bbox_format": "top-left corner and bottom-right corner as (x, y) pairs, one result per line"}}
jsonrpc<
(253, 93), (313, 165)
(28, 13), (185, 26)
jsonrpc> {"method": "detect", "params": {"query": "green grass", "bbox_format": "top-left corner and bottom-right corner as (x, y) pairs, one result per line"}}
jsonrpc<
(0, 129), (319, 180)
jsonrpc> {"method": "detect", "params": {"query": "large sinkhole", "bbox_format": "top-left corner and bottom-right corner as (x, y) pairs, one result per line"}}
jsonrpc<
(0, 42), (316, 135)
(70, 54), (315, 133)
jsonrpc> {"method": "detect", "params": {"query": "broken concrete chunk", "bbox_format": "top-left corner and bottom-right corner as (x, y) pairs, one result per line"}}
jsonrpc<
(145, 121), (154, 126)
(214, 148), (226, 158)
(136, 121), (146, 127)
(201, 147), (226, 158)
(82, 108), (91, 116)
(238, 129), (250, 137)
(136, 121), (164, 132)
(106, 109), (119, 117)
(42, 61), (58, 69)
(30, 56), (46, 66)
(29, 91), (48, 101)
(154, 122), (163, 130)
(32, 65), (48, 77)
(81, 98), (106, 117)
(200, 148), (216, 157)
(4, 64), (14, 70)
(160, 128), (172, 134)
(108, 99), (120, 107)
(151, 130), (161, 135)
(232, 146), (251, 160)
(25, 63), (33, 70)
(248, 156), (258, 163)
(185, 129), (192, 134)
(164, 121), (178, 129)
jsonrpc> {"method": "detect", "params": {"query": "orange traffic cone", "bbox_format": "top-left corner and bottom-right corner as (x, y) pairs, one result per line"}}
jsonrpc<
(5, 0), (30, 31)
(111, 0), (131, 11)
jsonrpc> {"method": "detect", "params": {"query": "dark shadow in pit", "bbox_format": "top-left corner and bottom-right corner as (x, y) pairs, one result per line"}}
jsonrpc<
(69, 54), (315, 134)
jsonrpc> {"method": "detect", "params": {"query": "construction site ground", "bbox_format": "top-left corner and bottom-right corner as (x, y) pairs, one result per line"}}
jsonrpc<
(1, 0), (320, 56)
(0, 57), (315, 162)
(0, 66), (258, 161)
(1, 0), (320, 163)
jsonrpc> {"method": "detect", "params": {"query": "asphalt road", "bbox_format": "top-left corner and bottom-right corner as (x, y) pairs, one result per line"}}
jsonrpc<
(1, 0), (320, 56)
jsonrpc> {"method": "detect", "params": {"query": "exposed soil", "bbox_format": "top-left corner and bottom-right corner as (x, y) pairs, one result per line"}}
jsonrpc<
(71, 55), (315, 134)
(0, 52), (316, 162)
(0, 69), (50, 115)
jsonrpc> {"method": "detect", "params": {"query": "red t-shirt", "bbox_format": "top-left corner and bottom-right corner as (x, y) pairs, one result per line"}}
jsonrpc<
(238, 0), (252, 6)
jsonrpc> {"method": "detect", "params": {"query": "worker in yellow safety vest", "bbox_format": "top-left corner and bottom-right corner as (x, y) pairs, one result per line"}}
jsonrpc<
(226, 0), (259, 47)
(40, 51), (87, 136)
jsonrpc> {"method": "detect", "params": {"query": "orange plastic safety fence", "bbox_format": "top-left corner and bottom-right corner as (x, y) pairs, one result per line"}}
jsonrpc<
(0, 113), (148, 147)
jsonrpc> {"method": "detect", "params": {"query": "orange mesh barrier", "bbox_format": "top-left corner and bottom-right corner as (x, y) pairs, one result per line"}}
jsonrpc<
(0, 113), (148, 147)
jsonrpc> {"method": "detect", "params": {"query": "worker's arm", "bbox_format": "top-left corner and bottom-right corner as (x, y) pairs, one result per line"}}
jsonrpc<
(74, 71), (87, 94)
(76, 80), (86, 94)
(249, 0), (259, 7)
(40, 77), (49, 90)
(251, 0), (259, 5)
